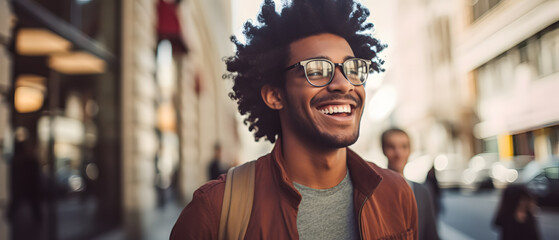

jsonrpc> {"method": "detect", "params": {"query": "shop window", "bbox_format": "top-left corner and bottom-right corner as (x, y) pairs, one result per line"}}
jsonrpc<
(10, 0), (121, 239)
(550, 126), (559, 157)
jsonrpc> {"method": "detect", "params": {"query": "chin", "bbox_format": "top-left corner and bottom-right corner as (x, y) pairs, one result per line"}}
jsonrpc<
(317, 132), (359, 149)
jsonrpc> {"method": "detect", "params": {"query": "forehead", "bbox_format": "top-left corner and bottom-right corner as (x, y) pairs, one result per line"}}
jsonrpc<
(385, 132), (410, 143)
(287, 33), (354, 64)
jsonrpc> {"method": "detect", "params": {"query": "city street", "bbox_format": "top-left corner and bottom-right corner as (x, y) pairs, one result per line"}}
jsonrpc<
(439, 189), (559, 240)
(2, 0), (559, 239)
(103, 188), (559, 240)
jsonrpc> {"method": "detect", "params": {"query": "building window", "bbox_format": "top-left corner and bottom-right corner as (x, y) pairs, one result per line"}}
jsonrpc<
(513, 132), (534, 156)
(472, 0), (503, 21)
(429, 16), (451, 65)
(482, 136), (499, 153)
(539, 27), (559, 76)
(475, 22), (559, 100)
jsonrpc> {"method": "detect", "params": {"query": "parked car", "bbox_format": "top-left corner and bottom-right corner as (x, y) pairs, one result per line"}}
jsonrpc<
(434, 154), (466, 189)
(403, 153), (434, 183)
(461, 153), (499, 191)
(518, 158), (559, 206)
(490, 155), (534, 189)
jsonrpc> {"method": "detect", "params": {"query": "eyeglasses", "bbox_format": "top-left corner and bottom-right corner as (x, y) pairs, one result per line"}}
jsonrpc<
(285, 58), (372, 87)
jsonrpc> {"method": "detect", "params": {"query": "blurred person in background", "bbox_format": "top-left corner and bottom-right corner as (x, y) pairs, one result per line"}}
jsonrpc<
(208, 142), (227, 180)
(155, 129), (180, 206)
(382, 128), (439, 240)
(425, 167), (442, 216)
(7, 133), (43, 223)
(493, 184), (541, 240)
(56, 158), (79, 195)
(171, 0), (418, 239)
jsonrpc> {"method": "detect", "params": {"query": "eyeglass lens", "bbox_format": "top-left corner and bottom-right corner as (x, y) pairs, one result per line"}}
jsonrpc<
(304, 59), (368, 86)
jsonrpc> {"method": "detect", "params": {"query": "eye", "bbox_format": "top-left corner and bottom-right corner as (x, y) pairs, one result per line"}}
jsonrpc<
(307, 70), (323, 77)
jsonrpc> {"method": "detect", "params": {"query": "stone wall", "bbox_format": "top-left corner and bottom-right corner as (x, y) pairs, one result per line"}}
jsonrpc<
(176, 0), (239, 204)
(121, 0), (158, 238)
(120, 0), (239, 237)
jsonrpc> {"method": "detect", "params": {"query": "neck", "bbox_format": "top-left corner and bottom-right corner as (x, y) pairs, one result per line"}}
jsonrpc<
(280, 136), (348, 189)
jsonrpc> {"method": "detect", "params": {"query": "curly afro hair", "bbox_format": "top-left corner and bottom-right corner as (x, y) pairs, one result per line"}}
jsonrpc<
(225, 0), (386, 143)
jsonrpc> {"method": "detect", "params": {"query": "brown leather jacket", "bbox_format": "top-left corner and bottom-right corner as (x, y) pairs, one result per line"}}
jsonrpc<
(171, 141), (418, 239)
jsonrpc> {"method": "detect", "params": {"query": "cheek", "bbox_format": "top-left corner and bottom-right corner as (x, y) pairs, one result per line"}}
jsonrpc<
(385, 150), (396, 158)
(286, 80), (314, 100)
(356, 87), (366, 103)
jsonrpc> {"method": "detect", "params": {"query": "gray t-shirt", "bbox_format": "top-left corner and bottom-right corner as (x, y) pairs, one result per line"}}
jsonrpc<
(293, 171), (359, 240)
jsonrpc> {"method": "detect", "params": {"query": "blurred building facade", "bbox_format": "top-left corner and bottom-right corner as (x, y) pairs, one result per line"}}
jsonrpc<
(0, 0), (238, 239)
(458, 0), (559, 162)
(379, 0), (474, 185)
(1, 1), (13, 239)
(382, 0), (559, 185)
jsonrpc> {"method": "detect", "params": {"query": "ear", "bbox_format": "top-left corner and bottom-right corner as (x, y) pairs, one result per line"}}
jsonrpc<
(261, 85), (284, 110)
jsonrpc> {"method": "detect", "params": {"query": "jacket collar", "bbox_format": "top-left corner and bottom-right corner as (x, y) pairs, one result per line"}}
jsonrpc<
(346, 149), (383, 197)
(269, 138), (383, 206)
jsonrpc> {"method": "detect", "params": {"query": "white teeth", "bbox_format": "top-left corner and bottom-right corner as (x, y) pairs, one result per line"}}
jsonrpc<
(319, 105), (351, 115)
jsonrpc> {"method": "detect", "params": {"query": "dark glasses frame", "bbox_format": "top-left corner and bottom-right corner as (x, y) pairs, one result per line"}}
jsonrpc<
(285, 58), (372, 87)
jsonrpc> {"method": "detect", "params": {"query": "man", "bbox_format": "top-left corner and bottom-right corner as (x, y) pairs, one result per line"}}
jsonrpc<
(208, 143), (227, 180)
(381, 128), (439, 240)
(171, 0), (417, 239)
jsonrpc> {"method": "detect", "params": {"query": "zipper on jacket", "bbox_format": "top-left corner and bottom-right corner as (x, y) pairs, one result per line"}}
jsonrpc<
(358, 196), (369, 240)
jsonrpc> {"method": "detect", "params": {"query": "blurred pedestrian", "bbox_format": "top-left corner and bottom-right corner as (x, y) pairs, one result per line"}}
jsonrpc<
(154, 130), (166, 207)
(493, 184), (541, 240)
(8, 137), (43, 223)
(425, 166), (442, 216)
(208, 142), (227, 180)
(382, 128), (439, 240)
(154, 129), (180, 206)
(171, 0), (418, 239)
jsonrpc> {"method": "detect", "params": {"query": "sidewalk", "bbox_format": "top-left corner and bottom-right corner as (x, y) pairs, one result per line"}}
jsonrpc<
(438, 220), (475, 240)
(97, 198), (478, 240)
(146, 200), (184, 240)
(95, 200), (184, 240)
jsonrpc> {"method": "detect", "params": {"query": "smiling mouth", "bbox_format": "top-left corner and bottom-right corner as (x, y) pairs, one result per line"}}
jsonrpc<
(317, 104), (352, 115)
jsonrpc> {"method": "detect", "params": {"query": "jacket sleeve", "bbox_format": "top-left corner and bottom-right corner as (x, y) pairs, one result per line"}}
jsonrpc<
(170, 181), (224, 240)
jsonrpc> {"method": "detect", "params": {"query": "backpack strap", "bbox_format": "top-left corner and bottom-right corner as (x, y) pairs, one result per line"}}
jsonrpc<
(218, 161), (256, 240)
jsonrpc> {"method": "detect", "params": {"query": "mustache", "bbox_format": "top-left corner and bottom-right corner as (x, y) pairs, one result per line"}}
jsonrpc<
(310, 93), (362, 107)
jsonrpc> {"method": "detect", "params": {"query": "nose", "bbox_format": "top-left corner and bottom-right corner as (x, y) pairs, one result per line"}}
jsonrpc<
(326, 65), (354, 93)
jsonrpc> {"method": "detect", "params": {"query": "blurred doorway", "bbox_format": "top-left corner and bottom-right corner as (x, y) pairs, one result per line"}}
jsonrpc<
(9, 0), (121, 239)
